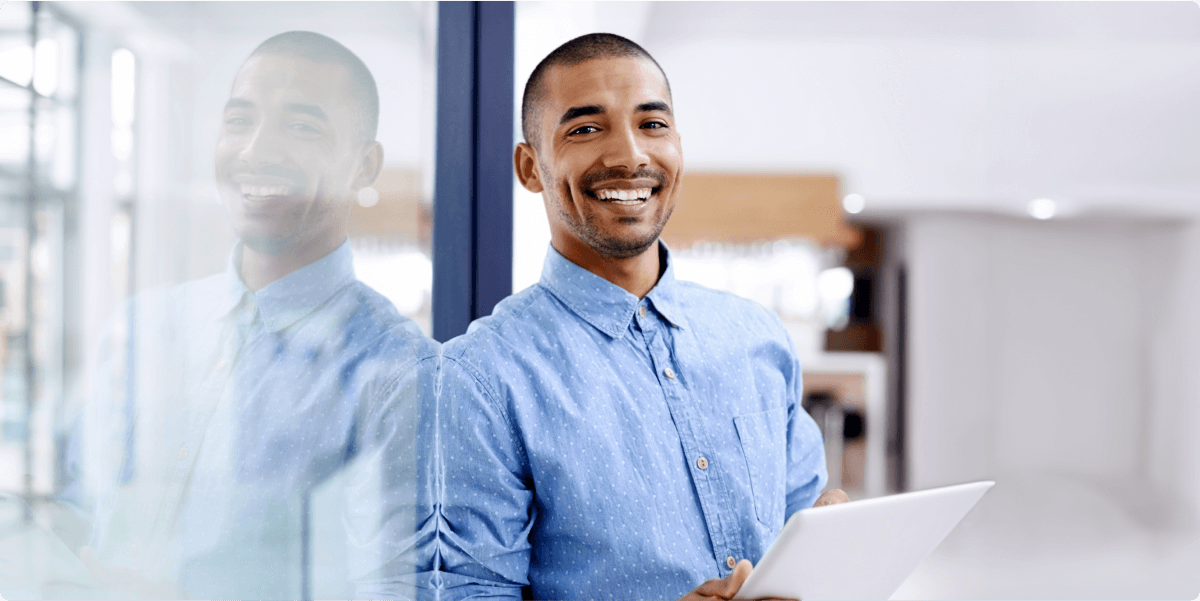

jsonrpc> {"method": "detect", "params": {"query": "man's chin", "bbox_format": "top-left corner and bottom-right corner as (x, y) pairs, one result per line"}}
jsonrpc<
(589, 232), (660, 259)
(239, 233), (298, 256)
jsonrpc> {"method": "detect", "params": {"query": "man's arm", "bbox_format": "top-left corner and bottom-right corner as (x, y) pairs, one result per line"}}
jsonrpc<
(437, 354), (534, 601)
(770, 311), (831, 518)
(345, 352), (440, 600)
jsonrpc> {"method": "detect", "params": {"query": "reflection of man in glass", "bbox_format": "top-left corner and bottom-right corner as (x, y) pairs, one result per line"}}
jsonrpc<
(438, 34), (844, 601)
(70, 31), (437, 599)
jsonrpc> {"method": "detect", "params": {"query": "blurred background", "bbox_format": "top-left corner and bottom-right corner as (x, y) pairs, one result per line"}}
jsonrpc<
(0, 0), (1197, 598)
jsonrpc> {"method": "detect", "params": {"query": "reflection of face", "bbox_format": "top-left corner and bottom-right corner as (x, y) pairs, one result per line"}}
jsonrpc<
(532, 57), (683, 259)
(215, 52), (368, 255)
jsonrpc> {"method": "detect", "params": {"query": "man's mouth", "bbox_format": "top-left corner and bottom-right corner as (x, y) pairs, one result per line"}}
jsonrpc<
(239, 183), (295, 200)
(585, 185), (659, 206)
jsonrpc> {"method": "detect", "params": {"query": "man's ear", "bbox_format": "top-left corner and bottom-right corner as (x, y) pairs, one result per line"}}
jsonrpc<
(514, 142), (544, 194)
(353, 141), (385, 189)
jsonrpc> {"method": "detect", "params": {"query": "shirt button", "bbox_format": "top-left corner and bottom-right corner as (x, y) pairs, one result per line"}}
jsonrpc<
(177, 446), (188, 461)
(696, 456), (709, 470)
(664, 367), (676, 379)
(727, 556), (737, 569)
(638, 306), (647, 317)
(128, 542), (140, 557)
(214, 359), (228, 372)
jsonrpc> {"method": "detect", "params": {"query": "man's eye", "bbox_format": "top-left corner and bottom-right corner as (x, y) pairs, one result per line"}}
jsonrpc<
(641, 121), (668, 130)
(225, 116), (250, 127)
(568, 125), (600, 136)
(290, 122), (320, 134)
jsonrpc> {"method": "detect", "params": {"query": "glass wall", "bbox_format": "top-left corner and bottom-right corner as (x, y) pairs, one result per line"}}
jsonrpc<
(0, 2), (438, 597)
(0, 0), (81, 532)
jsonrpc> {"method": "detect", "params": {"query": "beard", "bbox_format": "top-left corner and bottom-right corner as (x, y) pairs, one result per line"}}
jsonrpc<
(548, 164), (674, 259)
(239, 230), (300, 255)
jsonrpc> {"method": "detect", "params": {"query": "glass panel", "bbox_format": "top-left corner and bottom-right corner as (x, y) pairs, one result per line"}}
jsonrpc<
(36, 8), (78, 101)
(0, 1), (32, 34)
(0, 3), (441, 599)
(0, 27), (32, 88)
(0, 106), (28, 168)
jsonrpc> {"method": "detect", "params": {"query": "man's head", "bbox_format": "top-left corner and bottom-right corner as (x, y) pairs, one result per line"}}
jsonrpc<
(515, 33), (683, 262)
(214, 31), (383, 256)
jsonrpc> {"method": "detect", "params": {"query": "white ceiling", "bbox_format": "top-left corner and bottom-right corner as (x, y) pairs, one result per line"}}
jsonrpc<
(52, 1), (1200, 219)
(595, 1), (1200, 219)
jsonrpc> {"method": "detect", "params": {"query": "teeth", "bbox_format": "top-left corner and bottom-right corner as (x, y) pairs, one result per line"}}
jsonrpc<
(240, 184), (292, 198)
(595, 187), (652, 201)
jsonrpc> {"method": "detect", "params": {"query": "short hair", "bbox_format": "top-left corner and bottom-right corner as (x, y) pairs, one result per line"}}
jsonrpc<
(521, 33), (670, 149)
(250, 31), (380, 142)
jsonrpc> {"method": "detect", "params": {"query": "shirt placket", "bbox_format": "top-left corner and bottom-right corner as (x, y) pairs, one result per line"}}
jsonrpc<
(636, 301), (744, 576)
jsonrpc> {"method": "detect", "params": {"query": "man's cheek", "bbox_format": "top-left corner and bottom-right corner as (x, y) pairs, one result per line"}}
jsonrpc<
(559, 179), (575, 205)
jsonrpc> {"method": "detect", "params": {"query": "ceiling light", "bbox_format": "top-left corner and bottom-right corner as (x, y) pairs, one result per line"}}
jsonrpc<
(842, 193), (865, 214)
(1027, 198), (1056, 220)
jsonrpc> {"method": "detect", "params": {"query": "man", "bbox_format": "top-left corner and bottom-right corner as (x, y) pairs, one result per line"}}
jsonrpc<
(438, 33), (844, 601)
(68, 31), (437, 599)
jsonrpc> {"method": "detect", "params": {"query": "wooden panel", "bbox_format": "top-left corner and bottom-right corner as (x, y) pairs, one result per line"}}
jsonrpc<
(661, 172), (861, 248)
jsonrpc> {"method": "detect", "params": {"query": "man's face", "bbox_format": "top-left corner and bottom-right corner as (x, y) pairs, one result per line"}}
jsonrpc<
(521, 57), (683, 260)
(215, 52), (373, 254)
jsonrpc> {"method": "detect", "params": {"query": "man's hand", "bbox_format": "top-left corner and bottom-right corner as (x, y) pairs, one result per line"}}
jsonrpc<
(814, 488), (849, 507)
(679, 559), (795, 601)
(679, 489), (849, 601)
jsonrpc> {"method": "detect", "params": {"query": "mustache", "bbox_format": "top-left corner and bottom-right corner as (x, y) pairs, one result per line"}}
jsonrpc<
(232, 164), (305, 183)
(579, 167), (667, 190)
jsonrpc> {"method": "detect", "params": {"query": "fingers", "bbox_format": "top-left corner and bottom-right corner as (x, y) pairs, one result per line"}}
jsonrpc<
(688, 559), (753, 600)
(813, 488), (850, 507)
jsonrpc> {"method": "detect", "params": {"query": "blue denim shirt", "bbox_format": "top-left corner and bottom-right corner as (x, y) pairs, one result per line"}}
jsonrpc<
(74, 241), (438, 599)
(438, 243), (827, 600)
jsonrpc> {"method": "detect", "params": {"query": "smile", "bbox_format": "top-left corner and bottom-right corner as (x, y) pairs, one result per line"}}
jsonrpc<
(239, 183), (294, 199)
(586, 185), (659, 206)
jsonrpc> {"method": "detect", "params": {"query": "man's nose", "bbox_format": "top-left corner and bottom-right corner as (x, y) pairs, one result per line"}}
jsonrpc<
(601, 124), (650, 173)
(237, 122), (286, 166)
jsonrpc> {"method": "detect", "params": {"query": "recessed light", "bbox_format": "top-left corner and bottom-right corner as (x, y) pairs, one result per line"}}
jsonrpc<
(1027, 198), (1056, 220)
(842, 193), (865, 214)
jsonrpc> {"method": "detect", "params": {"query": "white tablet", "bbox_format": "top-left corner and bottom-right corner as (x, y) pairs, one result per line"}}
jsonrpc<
(736, 480), (994, 601)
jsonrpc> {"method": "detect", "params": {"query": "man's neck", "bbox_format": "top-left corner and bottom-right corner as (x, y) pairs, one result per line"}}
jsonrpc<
(553, 237), (663, 299)
(239, 235), (345, 292)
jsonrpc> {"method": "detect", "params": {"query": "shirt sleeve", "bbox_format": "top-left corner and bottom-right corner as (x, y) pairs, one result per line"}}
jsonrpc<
(345, 353), (440, 601)
(437, 354), (533, 601)
(777, 315), (829, 519)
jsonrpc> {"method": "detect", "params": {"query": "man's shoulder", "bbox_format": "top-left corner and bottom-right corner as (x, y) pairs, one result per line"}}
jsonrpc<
(673, 278), (790, 338)
(441, 283), (557, 361)
(117, 272), (229, 327)
(340, 280), (440, 363)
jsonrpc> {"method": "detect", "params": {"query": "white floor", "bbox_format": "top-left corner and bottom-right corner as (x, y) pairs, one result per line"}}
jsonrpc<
(892, 473), (1200, 600)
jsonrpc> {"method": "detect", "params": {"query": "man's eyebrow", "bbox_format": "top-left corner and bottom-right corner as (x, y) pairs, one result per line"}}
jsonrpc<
(638, 100), (672, 115)
(283, 102), (329, 122)
(224, 98), (253, 111)
(559, 104), (604, 126)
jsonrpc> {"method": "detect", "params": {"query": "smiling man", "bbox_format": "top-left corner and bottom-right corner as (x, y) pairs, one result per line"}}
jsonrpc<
(438, 33), (841, 601)
(69, 32), (437, 599)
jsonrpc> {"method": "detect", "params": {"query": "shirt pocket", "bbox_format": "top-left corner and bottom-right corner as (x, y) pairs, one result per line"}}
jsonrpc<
(733, 406), (788, 529)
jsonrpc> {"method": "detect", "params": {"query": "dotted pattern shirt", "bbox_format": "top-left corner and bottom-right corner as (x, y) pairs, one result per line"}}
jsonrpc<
(437, 243), (828, 601)
(73, 242), (438, 599)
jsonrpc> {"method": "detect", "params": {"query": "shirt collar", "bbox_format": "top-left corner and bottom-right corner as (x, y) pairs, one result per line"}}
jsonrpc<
(538, 241), (688, 340)
(216, 240), (357, 332)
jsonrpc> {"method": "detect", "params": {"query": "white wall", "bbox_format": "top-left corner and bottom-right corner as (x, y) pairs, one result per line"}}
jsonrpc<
(636, 2), (1200, 219)
(905, 212), (1198, 523)
(1147, 222), (1200, 526)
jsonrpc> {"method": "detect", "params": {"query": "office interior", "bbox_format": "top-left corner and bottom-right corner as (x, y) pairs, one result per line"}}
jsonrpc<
(1, 1), (1198, 598)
